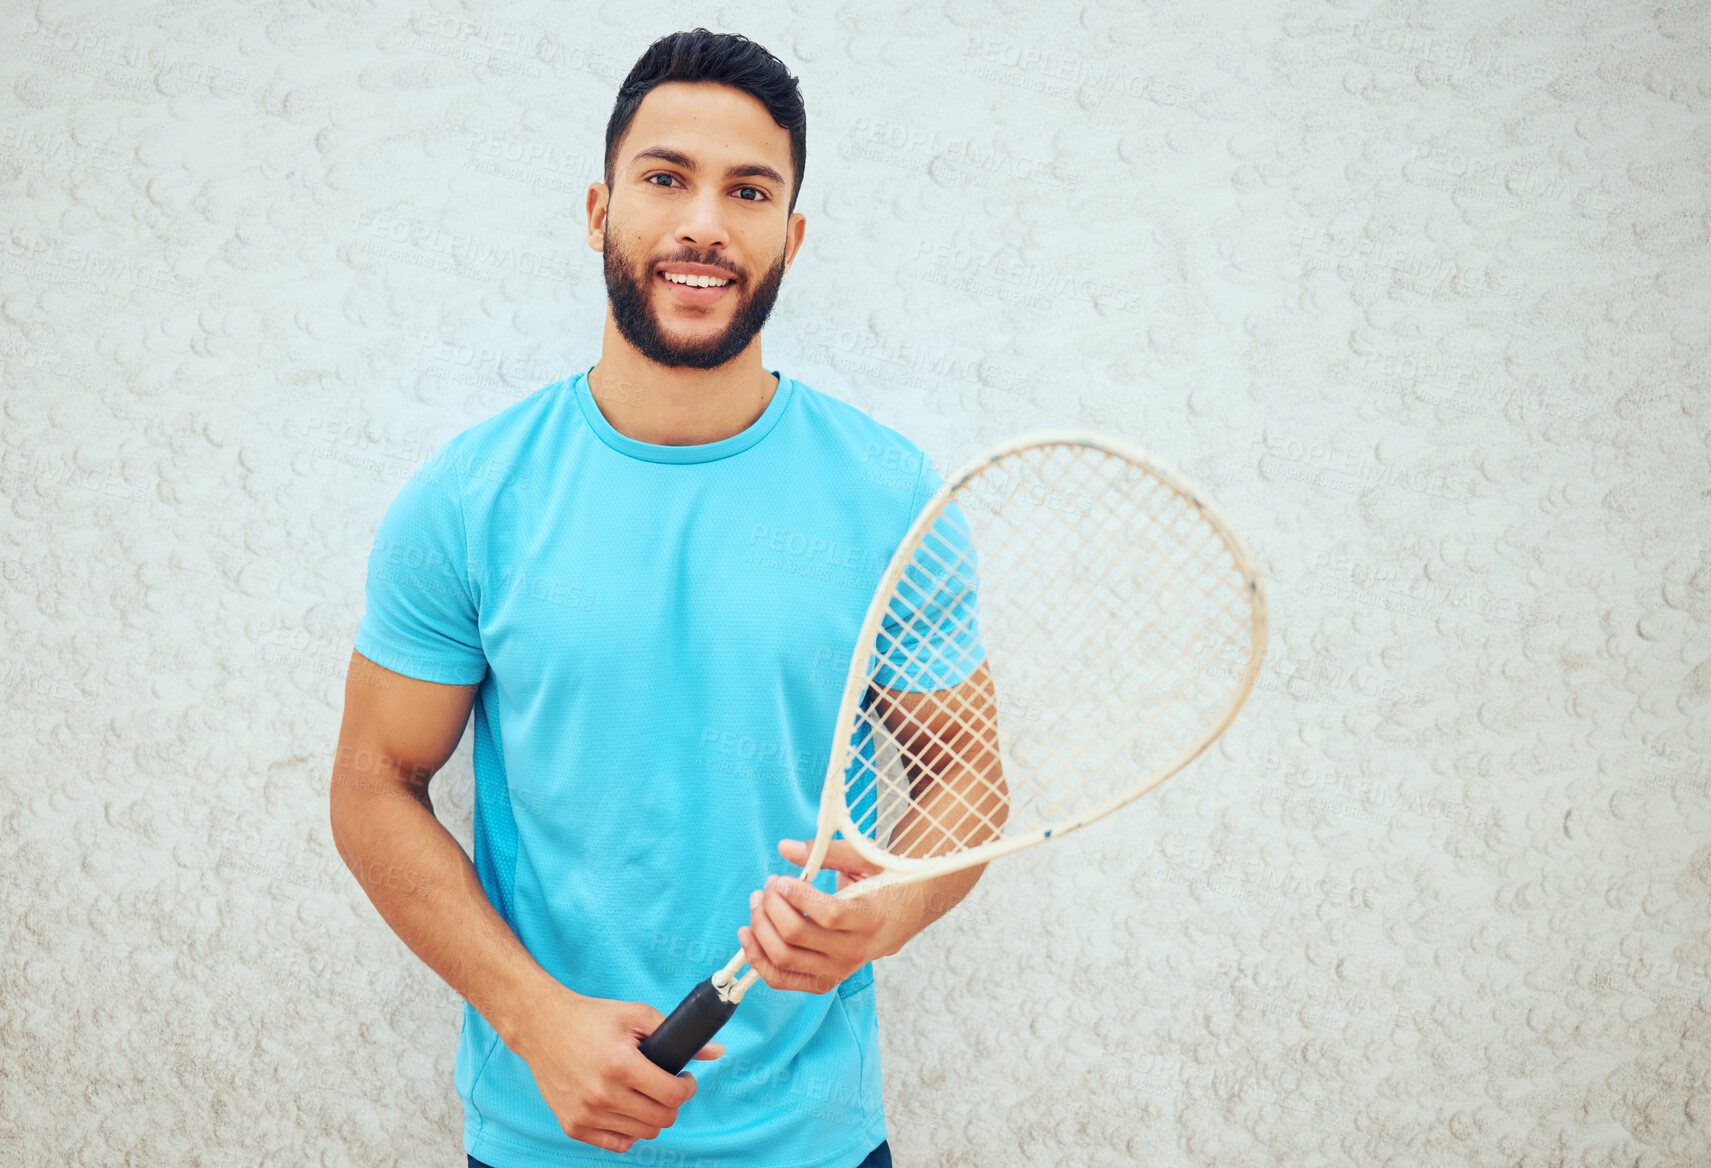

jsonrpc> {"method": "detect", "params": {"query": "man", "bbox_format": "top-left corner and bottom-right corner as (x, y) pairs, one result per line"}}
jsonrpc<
(330, 27), (987, 1168)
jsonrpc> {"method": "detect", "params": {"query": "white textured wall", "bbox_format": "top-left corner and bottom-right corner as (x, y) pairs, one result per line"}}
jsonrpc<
(3, 2), (1708, 1165)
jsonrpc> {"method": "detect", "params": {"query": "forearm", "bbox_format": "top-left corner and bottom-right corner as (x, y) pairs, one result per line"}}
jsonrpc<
(872, 756), (1002, 953)
(870, 862), (989, 957)
(329, 771), (561, 1049)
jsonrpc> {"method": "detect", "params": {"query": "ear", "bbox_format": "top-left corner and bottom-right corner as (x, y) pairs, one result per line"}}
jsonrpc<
(586, 182), (609, 251)
(782, 209), (806, 274)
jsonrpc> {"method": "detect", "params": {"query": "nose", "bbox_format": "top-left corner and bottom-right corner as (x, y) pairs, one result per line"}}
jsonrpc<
(676, 188), (729, 251)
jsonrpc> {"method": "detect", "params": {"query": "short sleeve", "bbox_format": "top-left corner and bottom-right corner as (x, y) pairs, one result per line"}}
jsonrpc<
(353, 454), (489, 686)
(869, 456), (986, 692)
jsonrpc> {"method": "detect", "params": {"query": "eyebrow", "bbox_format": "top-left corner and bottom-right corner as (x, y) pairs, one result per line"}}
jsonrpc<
(628, 146), (787, 190)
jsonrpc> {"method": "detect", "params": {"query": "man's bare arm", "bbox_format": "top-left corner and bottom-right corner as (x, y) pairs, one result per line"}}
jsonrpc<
(879, 659), (1008, 855)
(327, 649), (557, 1046)
(328, 649), (717, 1153)
(867, 660), (1008, 948)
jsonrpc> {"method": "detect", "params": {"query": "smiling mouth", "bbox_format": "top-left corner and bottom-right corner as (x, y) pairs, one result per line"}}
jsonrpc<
(656, 270), (736, 303)
(659, 269), (734, 286)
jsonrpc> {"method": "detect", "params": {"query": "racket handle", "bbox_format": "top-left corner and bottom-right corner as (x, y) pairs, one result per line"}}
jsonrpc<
(638, 977), (741, 1075)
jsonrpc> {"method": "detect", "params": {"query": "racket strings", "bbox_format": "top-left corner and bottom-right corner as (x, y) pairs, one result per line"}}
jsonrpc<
(854, 604), (1004, 855)
(839, 442), (1259, 861)
(1025, 517), (1251, 822)
(841, 465), (1033, 843)
(861, 587), (1006, 855)
(973, 451), (1229, 823)
(1025, 583), (1252, 827)
(846, 450), (1147, 839)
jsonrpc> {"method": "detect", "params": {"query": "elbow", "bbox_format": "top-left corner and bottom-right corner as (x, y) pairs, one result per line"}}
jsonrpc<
(326, 741), (388, 843)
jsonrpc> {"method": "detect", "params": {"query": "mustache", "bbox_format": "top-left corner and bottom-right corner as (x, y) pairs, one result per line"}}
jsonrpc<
(652, 258), (740, 282)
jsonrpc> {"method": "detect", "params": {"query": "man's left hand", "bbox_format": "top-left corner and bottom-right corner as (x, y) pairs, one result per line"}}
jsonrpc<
(737, 839), (915, 995)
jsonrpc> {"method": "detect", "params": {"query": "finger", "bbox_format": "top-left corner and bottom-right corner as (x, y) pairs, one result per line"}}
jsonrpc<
(611, 1086), (677, 1130)
(692, 1041), (724, 1060)
(780, 838), (880, 883)
(760, 883), (851, 952)
(739, 926), (827, 994)
(780, 841), (882, 889)
(575, 1128), (641, 1155)
(623, 1051), (700, 1108)
(741, 916), (836, 994)
(585, 1108), (659, 1141)
(772, 874), (889, 935)
(753, 890), (836, 964)
(763, 875), (841, 930)
(664, 1071), (697, 1108)
(821, 839), (884, 880)
(743, 906), (799, 974)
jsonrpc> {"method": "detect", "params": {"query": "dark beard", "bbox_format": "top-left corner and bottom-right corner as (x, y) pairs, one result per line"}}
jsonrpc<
(603, 230), (786, 371)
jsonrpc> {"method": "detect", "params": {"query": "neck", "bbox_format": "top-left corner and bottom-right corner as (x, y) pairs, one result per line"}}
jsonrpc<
(588, 337), (778, 447)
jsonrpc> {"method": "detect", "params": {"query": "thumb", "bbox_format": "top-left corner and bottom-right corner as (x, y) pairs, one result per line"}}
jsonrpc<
(780, 837), (862, 872)
(787, 834), (889, 882)
(821, 838), (864, 870)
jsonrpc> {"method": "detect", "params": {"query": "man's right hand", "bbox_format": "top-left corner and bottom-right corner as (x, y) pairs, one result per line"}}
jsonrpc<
(512, 985), (725, 1154)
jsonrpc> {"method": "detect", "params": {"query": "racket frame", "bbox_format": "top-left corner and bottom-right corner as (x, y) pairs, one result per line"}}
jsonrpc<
(794, 426), (1270, 895)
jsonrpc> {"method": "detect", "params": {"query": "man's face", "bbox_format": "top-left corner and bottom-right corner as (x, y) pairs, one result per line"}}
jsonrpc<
(597, 81), (802, 371)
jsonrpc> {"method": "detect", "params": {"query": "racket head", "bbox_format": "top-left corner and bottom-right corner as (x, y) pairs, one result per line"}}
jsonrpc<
(813, 429), (1268, 890)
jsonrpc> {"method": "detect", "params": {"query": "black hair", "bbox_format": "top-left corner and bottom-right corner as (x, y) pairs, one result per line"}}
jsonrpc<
(604, 28), (807, 213)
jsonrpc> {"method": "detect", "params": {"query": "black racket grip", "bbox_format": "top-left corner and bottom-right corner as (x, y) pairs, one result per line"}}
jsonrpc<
(638, 977), (741, 1075)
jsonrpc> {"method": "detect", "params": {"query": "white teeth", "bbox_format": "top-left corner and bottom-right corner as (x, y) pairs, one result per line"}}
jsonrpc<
(662, 271), (729, 287)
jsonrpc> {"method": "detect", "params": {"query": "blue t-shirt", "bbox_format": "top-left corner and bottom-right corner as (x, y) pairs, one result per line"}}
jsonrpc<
(354, 364), (977, 1168)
